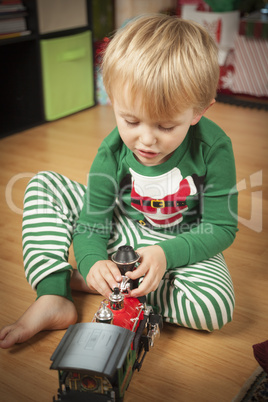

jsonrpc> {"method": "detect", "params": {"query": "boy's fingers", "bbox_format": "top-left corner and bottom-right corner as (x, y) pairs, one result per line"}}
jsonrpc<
(87, 261), (122, 298)
(93, 278), (112, 299)
(107, 261), (122, 282)
(130, 269), (159, 297)
(130, 280), (148, 297)
(105, 273), (121, 294)
(125, 263), (147, 280)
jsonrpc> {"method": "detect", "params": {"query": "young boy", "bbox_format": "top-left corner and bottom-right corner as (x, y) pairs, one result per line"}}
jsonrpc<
(0, 14), (237, 349)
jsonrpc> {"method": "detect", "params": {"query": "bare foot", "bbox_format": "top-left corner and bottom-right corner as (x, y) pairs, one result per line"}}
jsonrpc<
(0, 295), (77, 349)
(70, 269), (99, 294)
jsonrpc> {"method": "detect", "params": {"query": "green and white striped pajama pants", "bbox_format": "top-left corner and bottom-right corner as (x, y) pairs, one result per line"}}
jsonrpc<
(22, 171), (235, 332)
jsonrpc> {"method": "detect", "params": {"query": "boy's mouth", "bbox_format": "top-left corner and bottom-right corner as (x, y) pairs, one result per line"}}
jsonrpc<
(137, 149), (159, 159)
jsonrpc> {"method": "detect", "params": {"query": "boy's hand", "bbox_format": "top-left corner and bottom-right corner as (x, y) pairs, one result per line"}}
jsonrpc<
(86, 260), (122, 299)
(126, 245), (167, 298)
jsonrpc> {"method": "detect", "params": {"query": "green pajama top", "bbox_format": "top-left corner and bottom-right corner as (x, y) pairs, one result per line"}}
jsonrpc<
(73, 116), (238, 282)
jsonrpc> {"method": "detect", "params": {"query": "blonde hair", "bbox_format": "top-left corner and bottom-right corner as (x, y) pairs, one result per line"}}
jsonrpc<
(102, 14), (219, 119)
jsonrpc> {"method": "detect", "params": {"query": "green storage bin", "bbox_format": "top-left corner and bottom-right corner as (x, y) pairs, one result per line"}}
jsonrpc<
(40, 31), (95, 121)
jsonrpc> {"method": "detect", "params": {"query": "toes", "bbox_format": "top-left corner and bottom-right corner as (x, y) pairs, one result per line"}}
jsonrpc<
(0, 325), (12, 341)
(0, 326), (24, 349)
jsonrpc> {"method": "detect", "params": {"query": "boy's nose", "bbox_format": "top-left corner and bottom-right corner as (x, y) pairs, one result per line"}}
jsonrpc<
(139, 130), (157, 146)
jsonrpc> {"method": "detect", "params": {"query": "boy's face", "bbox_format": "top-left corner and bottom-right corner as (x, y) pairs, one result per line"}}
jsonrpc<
(113, 94), (204, 167)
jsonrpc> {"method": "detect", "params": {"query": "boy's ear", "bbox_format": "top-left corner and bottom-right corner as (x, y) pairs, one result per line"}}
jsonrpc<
(191, 99), (216, 126)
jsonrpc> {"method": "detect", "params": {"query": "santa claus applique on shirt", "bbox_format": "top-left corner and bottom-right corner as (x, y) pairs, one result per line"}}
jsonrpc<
(129, 167), (199, 229)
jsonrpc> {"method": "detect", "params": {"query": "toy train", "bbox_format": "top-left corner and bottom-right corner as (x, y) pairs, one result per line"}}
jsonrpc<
(51, 246), (163, 401)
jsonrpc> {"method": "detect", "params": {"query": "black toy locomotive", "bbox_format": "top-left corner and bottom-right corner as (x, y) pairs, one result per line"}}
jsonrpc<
(51, 246), (163, 401)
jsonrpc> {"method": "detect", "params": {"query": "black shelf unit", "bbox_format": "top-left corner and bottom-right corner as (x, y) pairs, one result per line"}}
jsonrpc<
(0, 0), (44, 137)
(0, 0), (95, 138)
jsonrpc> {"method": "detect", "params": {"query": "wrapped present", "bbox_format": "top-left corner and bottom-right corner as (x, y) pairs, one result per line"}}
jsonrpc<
(181, 5), (240, 65)
(94, 38), (111, 105)
(239, 11), (268, 39)
(96, 68), (111, 105)
(231, 35), (268, 97)
(218, 50), (235, 94)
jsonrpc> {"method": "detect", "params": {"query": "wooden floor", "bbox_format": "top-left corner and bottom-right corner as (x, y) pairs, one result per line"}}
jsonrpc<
(0, 102), (267, 402)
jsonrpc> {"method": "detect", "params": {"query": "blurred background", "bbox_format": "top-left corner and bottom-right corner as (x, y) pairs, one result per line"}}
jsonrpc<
(0, 0), (267, 138)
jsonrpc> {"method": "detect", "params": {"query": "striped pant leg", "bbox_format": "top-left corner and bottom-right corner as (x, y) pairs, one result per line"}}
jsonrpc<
(147, 254), (235, 331)
(22, 171), (86, 291)
(107, 208), (235, 331)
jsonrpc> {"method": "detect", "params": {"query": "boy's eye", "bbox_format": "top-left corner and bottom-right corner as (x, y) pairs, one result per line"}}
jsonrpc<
(158, 125), (175, 132)
(125, 120), (139, 127)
